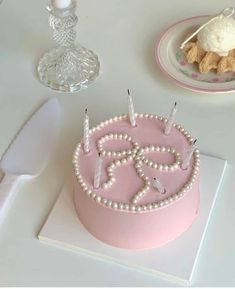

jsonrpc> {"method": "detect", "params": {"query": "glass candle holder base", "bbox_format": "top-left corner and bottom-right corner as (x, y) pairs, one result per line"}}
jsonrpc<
(37, 45), (100, 92)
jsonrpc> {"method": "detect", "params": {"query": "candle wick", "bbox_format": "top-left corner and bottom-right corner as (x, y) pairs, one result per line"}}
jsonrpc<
(174, 101), (177, 108)
(98, 152), (101, 157)
(85, 108), (88, 114)
(193, 139), (197, 145)
(127, 89), (130, 96)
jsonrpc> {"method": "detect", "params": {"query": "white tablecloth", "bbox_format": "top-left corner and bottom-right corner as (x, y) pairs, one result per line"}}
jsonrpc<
(0, 0), (235, 286)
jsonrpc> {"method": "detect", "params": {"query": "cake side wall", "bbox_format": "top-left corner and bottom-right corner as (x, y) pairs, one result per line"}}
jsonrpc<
(74, 175), (200, 250)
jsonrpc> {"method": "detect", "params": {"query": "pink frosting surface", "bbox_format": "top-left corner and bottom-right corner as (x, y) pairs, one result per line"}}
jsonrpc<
(74, 178), (199, 249)
(78, 116), (194, 205)
(73, 115), (200, 250)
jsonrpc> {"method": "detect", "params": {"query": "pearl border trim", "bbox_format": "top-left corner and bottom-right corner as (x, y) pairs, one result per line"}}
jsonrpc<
(72, 113), (200, 213)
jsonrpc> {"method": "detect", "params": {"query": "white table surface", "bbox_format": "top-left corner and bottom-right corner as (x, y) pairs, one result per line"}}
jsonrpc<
(0, 0), (235, 286)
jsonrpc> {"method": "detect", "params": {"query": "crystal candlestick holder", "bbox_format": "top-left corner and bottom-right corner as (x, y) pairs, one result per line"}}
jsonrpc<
(37, 0), (100, 92)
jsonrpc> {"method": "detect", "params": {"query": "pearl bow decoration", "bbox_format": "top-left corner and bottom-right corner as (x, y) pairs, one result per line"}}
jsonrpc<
(97, 133), (181, 204)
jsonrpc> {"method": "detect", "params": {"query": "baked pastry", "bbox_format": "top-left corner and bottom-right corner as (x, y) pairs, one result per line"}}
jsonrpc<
(182, 39), (235, 73)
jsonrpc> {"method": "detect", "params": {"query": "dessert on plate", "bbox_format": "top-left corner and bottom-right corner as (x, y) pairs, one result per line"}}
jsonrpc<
(72, 99), (200, 250)
(181, 7), (235, 73)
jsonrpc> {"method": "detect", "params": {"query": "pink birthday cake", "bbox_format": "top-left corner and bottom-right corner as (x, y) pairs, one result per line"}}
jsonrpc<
(73, 113), (200, 250)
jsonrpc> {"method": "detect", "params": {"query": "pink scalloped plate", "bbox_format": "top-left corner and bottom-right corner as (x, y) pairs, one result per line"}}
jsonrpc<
(155, 15), (235, 93)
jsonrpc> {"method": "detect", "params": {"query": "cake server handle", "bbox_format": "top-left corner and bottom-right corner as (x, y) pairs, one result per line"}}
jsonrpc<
(0, 172), (29, 225)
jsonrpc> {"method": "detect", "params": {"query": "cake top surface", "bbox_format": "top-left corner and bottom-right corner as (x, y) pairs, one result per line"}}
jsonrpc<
(73, 113), (200, 213)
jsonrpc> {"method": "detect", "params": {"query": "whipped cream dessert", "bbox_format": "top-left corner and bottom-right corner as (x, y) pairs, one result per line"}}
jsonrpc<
(197, 14), (235, 56)
(73, 113), (200, 250)
(181, 7), (235, 74)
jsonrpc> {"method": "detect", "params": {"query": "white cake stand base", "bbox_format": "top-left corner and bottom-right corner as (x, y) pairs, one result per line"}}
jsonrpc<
(38, 154), (227, 285)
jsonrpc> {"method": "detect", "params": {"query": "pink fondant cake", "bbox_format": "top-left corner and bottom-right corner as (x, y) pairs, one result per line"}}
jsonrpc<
(73, 113), (200, 250)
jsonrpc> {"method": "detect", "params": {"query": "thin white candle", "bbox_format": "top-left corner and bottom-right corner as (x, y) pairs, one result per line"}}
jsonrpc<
(181, 139), (197, 170)
(83, 108), (90, 154)
(164, 102), (177, 135)
(153, 178), (166, 194)
(94, 153), (103, 189)
(51, 0), (71, 9)
(128, 89), (136, 127)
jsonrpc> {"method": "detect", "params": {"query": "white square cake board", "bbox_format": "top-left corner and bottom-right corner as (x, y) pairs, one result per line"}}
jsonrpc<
(38, 154), (227, 285)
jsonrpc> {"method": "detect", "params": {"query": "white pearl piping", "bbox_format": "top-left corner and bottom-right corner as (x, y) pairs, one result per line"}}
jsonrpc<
(72, 114), (200, 213)
(97, 132), (181, 204)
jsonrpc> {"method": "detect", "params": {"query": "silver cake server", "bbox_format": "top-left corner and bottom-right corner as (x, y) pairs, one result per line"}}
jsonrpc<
(0, 98), (60, 225)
